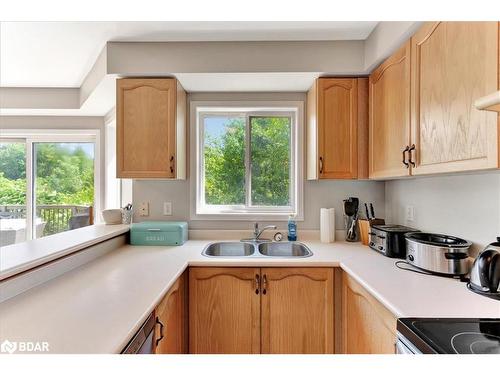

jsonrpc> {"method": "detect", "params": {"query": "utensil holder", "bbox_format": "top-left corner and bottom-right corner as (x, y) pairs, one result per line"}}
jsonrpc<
(121, 209), (132, 225)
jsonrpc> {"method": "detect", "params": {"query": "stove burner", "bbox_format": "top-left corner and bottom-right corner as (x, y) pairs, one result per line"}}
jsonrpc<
(451, 332), (500, 354)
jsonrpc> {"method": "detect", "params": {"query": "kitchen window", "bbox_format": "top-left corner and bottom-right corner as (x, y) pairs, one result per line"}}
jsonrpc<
(0, 129), (100, 247)
(191, 102), (304, 220)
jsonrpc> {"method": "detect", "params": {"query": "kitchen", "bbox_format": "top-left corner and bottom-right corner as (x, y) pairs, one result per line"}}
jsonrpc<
(0, 2), (500, 374)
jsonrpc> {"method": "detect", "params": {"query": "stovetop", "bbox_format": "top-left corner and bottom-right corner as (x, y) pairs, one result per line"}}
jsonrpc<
(398, 318), (500, 354)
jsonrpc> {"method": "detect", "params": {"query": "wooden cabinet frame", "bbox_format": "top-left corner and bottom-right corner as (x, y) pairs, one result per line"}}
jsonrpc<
(369, 41), (412, 179)
(370, 21), (500, 179)
(154, 271), (188, 354)
(116, 78), (186, 179)
(410, 21), (499, 175)
(189, 267), (334, 354)
(341, 273), (397, 354)
(307, 77), (368, 180)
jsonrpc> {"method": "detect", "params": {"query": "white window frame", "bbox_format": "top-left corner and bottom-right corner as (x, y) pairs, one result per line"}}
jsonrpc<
(0, 129), (101, 240)
(190, 101), (304, 221)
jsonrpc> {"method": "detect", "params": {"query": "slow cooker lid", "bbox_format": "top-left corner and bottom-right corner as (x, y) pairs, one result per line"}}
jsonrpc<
(405, 232), (472, 248)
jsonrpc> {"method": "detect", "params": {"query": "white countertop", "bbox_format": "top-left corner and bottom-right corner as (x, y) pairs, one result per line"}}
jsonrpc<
(0, 237), (499, 353)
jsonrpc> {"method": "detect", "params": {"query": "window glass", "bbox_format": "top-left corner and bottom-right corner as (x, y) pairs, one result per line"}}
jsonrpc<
(34, 142), (95, 238)
(250, 116), (291, 206)
(0, 141), (27, 246)
(197, 108), (297, 216)
(203, 116), (246, 206)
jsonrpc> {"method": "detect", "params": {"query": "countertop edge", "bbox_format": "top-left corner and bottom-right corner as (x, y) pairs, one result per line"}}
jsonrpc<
(0, 224), (130, 280)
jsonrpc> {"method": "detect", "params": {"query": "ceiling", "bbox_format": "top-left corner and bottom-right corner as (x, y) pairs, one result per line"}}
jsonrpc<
(0, 22), (378, 88)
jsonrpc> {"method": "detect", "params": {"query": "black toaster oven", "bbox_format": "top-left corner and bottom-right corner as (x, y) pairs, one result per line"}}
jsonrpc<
(369, 225), (419, 258)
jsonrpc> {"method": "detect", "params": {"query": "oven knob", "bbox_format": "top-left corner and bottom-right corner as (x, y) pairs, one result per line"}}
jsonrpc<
(408, 255), (414, 262)
(369, 242), (374, 247)
(378, 246), (384, 251)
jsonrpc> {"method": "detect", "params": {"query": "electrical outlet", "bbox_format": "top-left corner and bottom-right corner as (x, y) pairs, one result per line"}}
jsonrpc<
(163, 202), (172, 216)
(405, 205), (415, 222)
(139, 202), (149, 217)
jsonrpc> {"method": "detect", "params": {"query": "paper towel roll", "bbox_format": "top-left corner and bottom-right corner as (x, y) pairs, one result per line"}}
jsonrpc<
(320, 208), (335, 243)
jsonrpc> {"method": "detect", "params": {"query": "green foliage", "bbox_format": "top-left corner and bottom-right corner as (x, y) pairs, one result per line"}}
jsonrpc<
(0, 142), (94, 207)
(34, 144), (94, 205)
(250, 117), (290, 206)
(204, 117), (291, 207)
(0, 173), (26, 204)
(204, 119), (246, 205)
(0, 143), (26, 180)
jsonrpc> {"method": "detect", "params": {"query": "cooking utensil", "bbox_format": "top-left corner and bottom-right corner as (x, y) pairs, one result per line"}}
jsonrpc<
(344, 197), (359, 242)
(369, 203), (375, 220)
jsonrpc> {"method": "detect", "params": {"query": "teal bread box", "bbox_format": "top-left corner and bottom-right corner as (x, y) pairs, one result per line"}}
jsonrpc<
(130, 221), (188, 246)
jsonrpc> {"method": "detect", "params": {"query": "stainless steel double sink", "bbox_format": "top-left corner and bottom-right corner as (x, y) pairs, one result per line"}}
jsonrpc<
(202, 241), (313, 258)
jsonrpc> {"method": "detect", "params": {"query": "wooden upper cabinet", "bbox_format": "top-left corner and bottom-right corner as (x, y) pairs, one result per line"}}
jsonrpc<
(307, 77), (368, 180)
(261, 268), (334, 354)
(369, 41), (412, 179)
(154, 271), (187, 354)
(188, 267), (261, 354)
(410, 22), (499, 174)
(342, 273), (396, 354)
(116, 78), (186, 179)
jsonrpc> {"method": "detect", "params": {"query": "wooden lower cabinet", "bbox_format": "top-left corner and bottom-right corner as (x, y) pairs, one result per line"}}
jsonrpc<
(154, 271), (188, 354)
(261, 268), (334, 354)
(189, 267), (261, 354)
(188, 267), (334, 354)
(341, 273), (397, 354)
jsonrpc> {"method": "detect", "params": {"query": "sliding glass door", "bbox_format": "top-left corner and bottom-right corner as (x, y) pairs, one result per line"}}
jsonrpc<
(33, 142), (95, 239)
(0, 139), (28, 246)
(0, 130), (99, 247)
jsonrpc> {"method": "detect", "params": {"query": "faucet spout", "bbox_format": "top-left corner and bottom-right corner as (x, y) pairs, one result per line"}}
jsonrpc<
(253, 223), (277, 240)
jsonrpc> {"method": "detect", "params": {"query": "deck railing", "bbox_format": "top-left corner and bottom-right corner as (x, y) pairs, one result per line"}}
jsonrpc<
(0, 204), (93, 236)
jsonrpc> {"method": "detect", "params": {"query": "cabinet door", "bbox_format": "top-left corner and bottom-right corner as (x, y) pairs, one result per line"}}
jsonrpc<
(318, 78), (359, 179)
(261, 268), (334, 354)
(154, 272), (187, 354)
(117, 78), (176, 178)
(410, 22), (499, 174)
(342, 273), (396, 354)
(189, 267), (261, 354)
(369, 41), (411, 179)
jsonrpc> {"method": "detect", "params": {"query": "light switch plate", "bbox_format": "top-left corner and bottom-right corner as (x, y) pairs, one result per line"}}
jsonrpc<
(163, 202), (172, 216)
(139, 202), (149, 217)
(405, 205), (415, 222)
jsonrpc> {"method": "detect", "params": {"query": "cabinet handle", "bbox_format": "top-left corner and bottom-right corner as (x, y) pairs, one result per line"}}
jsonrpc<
(155, 317), (164, 346)
(319, 157), (324, 174)
(254, 274), (260, 295)
(408, 144), (416, 168)
(262, 274), (267, 295)
(170, 155), (175, 174)
(402, 146), (409, 168)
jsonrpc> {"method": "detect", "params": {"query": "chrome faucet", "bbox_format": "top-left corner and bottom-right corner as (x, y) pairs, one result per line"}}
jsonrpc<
(251, 222), (277, 241)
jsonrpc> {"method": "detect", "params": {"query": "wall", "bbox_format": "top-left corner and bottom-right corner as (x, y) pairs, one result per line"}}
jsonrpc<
(133, 178), (385, 231)
(385, 172), (500, 255)
(132, 92), (386, 231)
(363, 22), (422, 71)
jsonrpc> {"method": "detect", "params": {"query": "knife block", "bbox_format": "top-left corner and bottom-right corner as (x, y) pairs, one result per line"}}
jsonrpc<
(359, 218), (385, 246)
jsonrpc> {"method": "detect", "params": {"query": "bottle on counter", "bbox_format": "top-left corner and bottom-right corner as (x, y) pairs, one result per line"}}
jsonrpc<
(287, 214), (297, 241)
